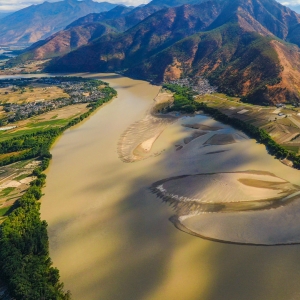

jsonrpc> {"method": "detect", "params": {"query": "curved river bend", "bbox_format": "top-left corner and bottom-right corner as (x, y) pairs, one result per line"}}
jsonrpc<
(2, 73), (300, 299)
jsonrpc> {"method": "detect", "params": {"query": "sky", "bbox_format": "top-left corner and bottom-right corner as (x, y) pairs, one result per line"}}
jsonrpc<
(0, 0), (147, 12)
(0, 0), (299, 12)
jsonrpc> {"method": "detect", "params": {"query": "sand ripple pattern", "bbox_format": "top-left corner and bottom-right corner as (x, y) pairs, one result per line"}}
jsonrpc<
(118, 115), (175, 163)
(151, 171), (300, 245)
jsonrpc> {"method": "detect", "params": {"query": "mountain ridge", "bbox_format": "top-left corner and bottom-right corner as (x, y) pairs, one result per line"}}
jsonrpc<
(44, 0), (300, 105)
(0, 0), (116, 46)
(13, 2), (170, 61)
(11, 5), (132, 61)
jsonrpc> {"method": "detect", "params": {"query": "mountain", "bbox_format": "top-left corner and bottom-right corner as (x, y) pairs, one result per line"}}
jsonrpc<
(66, 1), (169, 32)
(45, 0), (300, 105)
(14, 3), (164, 61)
(66, 5), (134, 29)
(0, 0), (116, 46)
(128, 24), (300, 105)
(12, 6), (132, 61)
(0, 12), (13, 20)
(17, 0), (219, 61)
(11, 23), (117, 62)
(46, 2), (227, 70)
(149, 0), (206, 6)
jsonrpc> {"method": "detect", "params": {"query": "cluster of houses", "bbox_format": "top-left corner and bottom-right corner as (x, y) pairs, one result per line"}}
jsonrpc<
(1, 78), (106, 122)
(276, 103), (286, 108)
(168, 76), (217, 95)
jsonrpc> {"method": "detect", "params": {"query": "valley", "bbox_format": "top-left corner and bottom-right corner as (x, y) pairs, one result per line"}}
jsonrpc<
(39, 73), (300, 299)
(2, 0), (300, 299)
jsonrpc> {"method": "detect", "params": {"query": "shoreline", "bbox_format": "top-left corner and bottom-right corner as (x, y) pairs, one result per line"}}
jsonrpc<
(162, 83), (300, 170)
(0, 75), (117, 299)
(117, 90), (176, 162)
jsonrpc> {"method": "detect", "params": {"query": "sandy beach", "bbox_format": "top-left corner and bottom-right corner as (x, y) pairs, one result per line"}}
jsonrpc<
(145, 113), (300, 245)
(118, 90), (176, 162)
(152, 171), (298, 204)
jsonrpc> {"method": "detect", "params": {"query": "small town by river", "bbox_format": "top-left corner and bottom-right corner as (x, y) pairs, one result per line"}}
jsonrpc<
(2, 73), (300, 300)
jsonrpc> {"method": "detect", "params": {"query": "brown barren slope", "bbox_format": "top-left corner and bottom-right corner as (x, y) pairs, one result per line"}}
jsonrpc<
(21, 23), (116, 60)
(44, 0), (300, 105)
(268, 40), (300, 104)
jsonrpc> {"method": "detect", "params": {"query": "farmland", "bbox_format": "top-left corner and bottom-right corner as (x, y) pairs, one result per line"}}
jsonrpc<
(196, 93), (300, 155)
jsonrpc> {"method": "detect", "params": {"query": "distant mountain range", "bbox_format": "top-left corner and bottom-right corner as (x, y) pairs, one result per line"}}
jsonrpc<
(0, 0), (116, 46)
(5, 0), (300, 105)
(0, 12), (13, 20)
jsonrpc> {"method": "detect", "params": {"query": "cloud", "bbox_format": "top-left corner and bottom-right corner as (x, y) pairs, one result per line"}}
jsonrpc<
(280, 0), (300, 5)
(110, 0), (148, 5)
(1, 0), (300, 12)
(0, 0), (149, 11)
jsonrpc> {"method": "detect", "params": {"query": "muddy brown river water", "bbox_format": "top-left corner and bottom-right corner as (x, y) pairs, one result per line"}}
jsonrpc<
(2, 73), (300, 299)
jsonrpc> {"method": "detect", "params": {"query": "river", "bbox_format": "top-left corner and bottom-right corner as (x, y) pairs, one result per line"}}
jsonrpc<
(2, 73), (300, 299)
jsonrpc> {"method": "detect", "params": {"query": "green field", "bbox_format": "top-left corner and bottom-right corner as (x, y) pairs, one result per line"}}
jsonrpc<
(0, 206), (11, 217)
(0, 118), (73, 142)
(0, 187), (16, 197)
(13, 173), (29, 181)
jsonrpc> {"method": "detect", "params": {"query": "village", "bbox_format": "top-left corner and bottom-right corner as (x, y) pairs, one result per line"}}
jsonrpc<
(0, 77), (106, 123)
(168, 76), (217, 95)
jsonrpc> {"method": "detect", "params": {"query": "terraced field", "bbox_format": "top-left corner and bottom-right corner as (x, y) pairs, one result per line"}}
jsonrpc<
(199, 93), (300, 154)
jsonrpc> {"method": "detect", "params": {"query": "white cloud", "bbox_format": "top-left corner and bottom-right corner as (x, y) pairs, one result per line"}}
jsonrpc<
(110, 0), (148, 5)
(1, 0), (300, 12)
(0, 0), (149, 12)
(281, 1), (300, 5)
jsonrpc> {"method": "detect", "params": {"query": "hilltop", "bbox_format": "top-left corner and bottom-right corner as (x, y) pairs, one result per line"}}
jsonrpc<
(0, 0), (116, 46)
(43, 0), (300, 104)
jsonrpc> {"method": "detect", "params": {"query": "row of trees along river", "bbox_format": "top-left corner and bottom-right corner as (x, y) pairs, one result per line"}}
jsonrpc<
(163, 83), (300, 169)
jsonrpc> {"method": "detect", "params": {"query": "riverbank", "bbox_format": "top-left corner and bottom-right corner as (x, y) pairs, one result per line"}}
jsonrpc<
(118, 91), (176, 162)
(0, 75), (117, 299)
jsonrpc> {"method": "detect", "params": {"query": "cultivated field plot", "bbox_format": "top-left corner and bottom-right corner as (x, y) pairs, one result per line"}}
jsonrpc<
(0, 85), (69, 104)
(199, 93), (300, 154)
(0, 59), (49, 75)
(0, 103), (89, 141)
(0, 104), (88, 142)
(0, 159), (39, 222)
(0, 76), (105, 140)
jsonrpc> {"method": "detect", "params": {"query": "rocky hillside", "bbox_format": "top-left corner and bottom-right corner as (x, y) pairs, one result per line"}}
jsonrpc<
(128, 24), (300, 104)
(65, 5), (134, 29)
(0, 0), (116, 46)
(66, 2), (168, 32)
(13, 23), (116, 62)
(46, 2), (226, 71)
(287, 24), (300, 47)
(14, 3), (163, 61)
(13, 6), (131, 61)
(42, 0), (300, 104)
